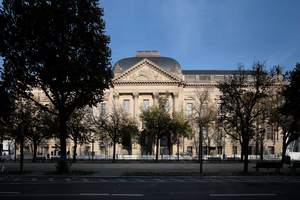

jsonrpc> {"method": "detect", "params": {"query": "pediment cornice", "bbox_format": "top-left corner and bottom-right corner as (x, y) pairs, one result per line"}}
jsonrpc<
(113, 58), (182, 85)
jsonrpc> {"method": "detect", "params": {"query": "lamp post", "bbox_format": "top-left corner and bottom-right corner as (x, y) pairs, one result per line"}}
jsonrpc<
(199, 121), (203, 174)
(20, 123), (24, 172)
(92, 139), (94, 162)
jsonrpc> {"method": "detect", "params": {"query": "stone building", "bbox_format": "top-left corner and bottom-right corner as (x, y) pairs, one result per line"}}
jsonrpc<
(29, 51), (284, 159)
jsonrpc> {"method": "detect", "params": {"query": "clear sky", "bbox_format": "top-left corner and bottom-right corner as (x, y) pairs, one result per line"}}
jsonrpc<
(100, 0), (300, 73)
(1, 0), (299, 73)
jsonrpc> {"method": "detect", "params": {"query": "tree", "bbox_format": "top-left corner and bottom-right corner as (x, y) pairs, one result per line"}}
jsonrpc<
(94, 104), (139, 162)
(169, 110), (192, 160)
(270, 63), (300, 162)
(140, 94), (172, 162)
(9, 99), (52, 158)
(0, 82), (15, 156)
(217, 62), (275, 173)
(192, 87), (216, 161)
(283, 63), (300, 120)
(67, 108), (94, 162)
(0, 0), (112, 172)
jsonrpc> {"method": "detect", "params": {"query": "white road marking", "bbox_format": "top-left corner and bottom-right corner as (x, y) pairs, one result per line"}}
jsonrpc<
(111, 194), (144, 197)
(80, 193), (109, 196)
(153, 179), (166, 182)
(117, 179), (127, 182)
(32, 178), (37, 181)
(135, 179), (146, 182)
(49, 178), (53, 181)
(66, 178), (71, 181)
(82, 178), (89, 182)
(99, 179), (107, 182)
(0, 192), (20, 194)
(210, 194), (277, 197)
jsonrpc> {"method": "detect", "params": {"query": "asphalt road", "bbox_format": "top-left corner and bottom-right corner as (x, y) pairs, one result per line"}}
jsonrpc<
(0, 178), (299, 200)
(1, 161), (292, 176)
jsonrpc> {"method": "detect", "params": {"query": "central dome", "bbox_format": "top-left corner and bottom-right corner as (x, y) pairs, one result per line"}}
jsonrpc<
(113, 51), (182, 74)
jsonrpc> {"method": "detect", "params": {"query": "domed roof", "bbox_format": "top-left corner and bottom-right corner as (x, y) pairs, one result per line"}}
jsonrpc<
(113, 51), (182, 74)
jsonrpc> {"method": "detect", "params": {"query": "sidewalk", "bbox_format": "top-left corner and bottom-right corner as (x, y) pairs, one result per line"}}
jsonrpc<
(1, 160), (292, 177)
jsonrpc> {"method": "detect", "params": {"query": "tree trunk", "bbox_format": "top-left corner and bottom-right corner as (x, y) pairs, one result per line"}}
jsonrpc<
(59, 113), (67, 161)
(260, 138), (264, 162)
(112, 140), (116, 163)
(168, 136), (171, 156)
(155, 132), (159, 162)
(243, 139), (249, 173)
(58, 111), (68, 173)
(33, 141), (38, 159)
(177, 142), (180, 161)
(281, 142), (288, 163)
(73, 138), (77, 163)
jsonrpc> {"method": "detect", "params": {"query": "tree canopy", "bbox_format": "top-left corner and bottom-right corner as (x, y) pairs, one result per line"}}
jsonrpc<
(217, 62), (275, 172)
(0, 0), (112, 171)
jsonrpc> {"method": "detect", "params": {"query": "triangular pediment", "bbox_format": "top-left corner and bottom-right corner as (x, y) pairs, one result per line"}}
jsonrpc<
(113, 59), (182, 84)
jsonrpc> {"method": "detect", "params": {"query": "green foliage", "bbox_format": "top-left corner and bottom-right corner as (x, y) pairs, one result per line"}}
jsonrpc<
(0, 0), (112, 165)
(217, 62), (276, 172)
(94, 104), (139, 162)
(282, 62), (300, 120)
(170, 110), (192, 144)
(55, 158), (72, 174)
(140, 93), (191, 159)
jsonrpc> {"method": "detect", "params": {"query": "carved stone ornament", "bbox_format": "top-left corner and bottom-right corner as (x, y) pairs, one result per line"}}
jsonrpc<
(123, 66), (170, 81)
(173, 92), (179, 98)
(276, 65), (282, 75)
(114, 62), (122, 73)
(133, 92), (139, 98)
(113, 92), (119, 99)
(170, 62), (178, 73)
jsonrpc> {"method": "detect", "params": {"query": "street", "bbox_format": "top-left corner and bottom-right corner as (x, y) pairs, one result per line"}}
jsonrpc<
(1, 178), (299, 200)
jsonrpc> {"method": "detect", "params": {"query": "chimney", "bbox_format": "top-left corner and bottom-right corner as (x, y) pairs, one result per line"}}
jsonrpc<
(135, 50), (160, 57)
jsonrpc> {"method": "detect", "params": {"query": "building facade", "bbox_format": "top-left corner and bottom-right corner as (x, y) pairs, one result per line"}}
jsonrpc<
(26, 51), (284, 159)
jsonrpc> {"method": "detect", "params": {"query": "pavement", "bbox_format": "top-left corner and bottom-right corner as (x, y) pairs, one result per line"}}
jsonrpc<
(0, 160), (295, 177)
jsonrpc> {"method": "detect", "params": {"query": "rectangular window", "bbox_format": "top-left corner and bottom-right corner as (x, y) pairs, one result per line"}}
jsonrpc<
(123, 100), (130, 114)
(100, 147), (105, 155)
(187, 103), (193, 115)
(218, 130), (222, 140)
(199, 75), (210, 81)
(165, 100), (169, 113)
(203, 146), (207, 155)
(217, 103), (222, 115)
(143, 99), (149, 109)
(268, 146), (274, 155)
(266, 127), (273, 140)
(185, 75), (196, 81)
(214, 75), (224, 81)
(187, 146), (193, 155)
(86, 106), (93, 115)
(217, 146), (222, 155)
(187, 132), (193, 140)
(101, 103), (106, 115)
(232, 146), (237, 155)
(203, 130), (207, 140)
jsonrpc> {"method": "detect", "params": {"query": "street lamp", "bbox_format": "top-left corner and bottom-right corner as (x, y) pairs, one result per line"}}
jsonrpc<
(199, 121), (203, 174)
(92, 139), (94, 162)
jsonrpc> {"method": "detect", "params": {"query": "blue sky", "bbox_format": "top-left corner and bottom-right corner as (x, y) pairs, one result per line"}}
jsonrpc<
(100, 0), (300, 73)
(1, 0), (299, 73)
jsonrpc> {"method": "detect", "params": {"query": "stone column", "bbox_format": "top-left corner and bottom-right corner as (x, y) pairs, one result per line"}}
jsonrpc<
(173, 92), (179, 113)
(153, 92), (159, 105)
(133, 92), (139, 117)
(113, 92), (119, 108)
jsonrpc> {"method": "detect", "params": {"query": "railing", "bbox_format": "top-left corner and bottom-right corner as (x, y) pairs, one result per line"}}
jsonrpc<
(1, 154), (295, 161)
